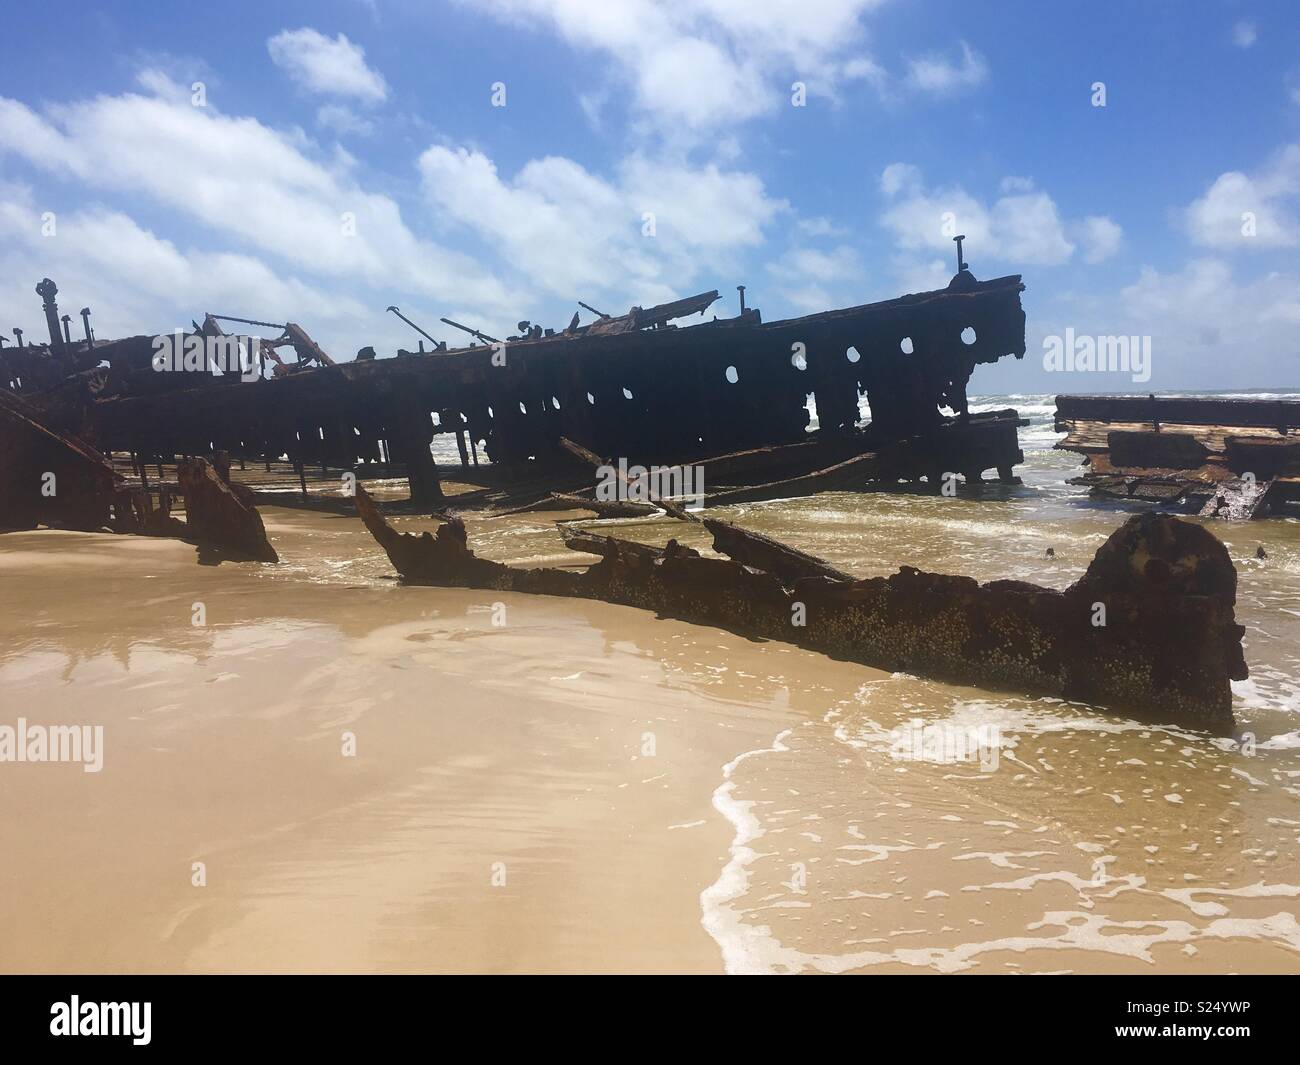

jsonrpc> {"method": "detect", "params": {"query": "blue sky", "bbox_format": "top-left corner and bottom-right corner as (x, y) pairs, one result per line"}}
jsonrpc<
(2, 0), (1298, 391)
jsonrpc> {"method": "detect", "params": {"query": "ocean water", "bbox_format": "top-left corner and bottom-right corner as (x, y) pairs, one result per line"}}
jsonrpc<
(683, 391), (1300, 973)
(26, 389), (1292, 974)
(416, 389), (1300, 972)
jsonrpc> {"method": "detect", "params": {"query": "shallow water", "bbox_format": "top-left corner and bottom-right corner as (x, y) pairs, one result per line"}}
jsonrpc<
(459, 392), (1300, 972)
(687, 393), (1300, 973)
(2, 393), (1298, 973)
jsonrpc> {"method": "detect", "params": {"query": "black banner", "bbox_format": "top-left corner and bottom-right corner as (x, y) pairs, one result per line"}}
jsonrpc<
(0, 975), (1291, 1051)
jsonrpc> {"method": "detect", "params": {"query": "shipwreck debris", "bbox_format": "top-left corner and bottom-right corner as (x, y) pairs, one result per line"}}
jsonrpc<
(1056, 394), (1300, 519)
(0, 388), (123, 531)
(1, 391), (277, 562)
(355, 486), (1246, 731)
(175, 456), (279, 563)
(5, 268), (1028, 510)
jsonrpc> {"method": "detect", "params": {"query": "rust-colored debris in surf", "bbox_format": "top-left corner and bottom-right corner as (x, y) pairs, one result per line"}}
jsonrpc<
(355, 485), (1246, 732)
(1056, 394), (1300, 520)
(0, 389), (276, 562)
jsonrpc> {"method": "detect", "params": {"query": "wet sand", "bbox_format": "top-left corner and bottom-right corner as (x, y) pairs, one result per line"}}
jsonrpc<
(0, 520), (803, 973)
(2, 398), (1300, 973)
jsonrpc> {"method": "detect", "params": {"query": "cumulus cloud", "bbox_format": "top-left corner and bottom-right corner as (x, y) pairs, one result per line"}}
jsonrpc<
(0, 72), (800, 346)
(766, 245), (863, 312)
(0, 85), (509, 317)
(842, 55), (889, 90)
(978, 253), (1300, 392)
(1076, 215), (1123, 263)
(0, 181), (369, 348)
(1115, 258), (1300, 386)
(905, 41), (987, 95)
(418, 145), (786, 308)
(267, 28), (388, 103)
(466, 0), (889, 130)
(1232, 21), (1257, 49)
(879, 165), (1088, 267)
(316, 103), (375, 137)
(1184, 145), (1299, 248)
(796, 216), (846, 238)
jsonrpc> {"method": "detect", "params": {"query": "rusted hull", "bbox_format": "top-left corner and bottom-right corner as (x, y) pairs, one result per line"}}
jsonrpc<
(356, 488), (1245, 732)
(1, 392), (277, 562)
(0, 388), (122, 531)
(60, 274), (1026, 503)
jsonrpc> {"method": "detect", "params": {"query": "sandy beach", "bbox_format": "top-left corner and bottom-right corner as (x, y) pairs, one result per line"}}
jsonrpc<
(3, 401), (1300, 974)
(0, 519), (785, 973)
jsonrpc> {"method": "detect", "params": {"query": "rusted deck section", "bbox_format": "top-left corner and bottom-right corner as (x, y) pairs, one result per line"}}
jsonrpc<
(1055, 394), (1300, 519)
(10, 272), (1027, 507)
(356, 486), (1246, 732)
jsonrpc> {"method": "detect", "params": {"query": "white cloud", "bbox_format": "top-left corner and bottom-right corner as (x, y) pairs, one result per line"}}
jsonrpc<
(1184, 145), (1299, 248)
(796, 216), (845, 238)
(766, 245), (862, 310)
(267, 28), (388, 104)
(888, 255), (952, 296)
(991, 191), (1074, 263)
(880, 162), (922, 198)
(1232, 21), (1257, 49)
(905, 41), (987, 95)
(418, 145), (786, 308)
(980, 254), (1300, 391)
(879, 164), (1076, 267)
(842, 55), (889, 92)
(0, 86), (511, 318)
(1076, 215), (1123, 264)
(769, 245), (861, 284)
(467, 0), (888, 130)
(1116, 258), (1300, 385)
(0, 181), (369, 348)
(316, 103), (375, 137)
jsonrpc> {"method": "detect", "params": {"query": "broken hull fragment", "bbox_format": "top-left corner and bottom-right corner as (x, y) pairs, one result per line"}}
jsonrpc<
(356, 488), (1246, 732)
(1055, 394), (1300, 519)
(0, 392), (277, 562)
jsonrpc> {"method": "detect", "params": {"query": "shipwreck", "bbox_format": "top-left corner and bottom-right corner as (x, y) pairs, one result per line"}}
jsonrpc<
(3, 262), (1029, 511)
(0, 264), (1252, 729)
(1055, 394), (1300, 520)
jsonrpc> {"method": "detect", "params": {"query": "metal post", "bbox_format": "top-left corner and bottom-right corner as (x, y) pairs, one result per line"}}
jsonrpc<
(36, 279), (63, 349)
(80, 307), (94, 349)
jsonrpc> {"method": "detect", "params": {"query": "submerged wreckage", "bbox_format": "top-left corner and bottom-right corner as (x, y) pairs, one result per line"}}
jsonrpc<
(1056, 394), (1300, 520)
(357, 490), (1245, 733)
(0, 265), (1251, 728)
